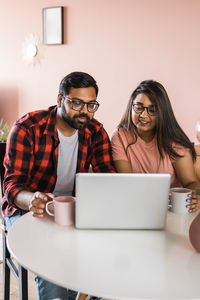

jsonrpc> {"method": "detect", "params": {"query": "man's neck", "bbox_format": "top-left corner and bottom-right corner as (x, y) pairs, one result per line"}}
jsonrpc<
(56, 112), (77, 137)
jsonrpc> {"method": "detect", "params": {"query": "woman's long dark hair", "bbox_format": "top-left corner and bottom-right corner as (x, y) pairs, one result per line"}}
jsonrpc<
(118, 80), (196, 161)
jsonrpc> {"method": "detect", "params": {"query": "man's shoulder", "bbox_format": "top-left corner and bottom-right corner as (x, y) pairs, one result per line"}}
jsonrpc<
(87, 118), (104, 134)
(16, 106), (56, 129)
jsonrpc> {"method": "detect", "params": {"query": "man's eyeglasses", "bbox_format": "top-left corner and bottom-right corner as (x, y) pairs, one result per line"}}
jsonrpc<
(63, 96), (100, 113)
(132, 103), (157, 116)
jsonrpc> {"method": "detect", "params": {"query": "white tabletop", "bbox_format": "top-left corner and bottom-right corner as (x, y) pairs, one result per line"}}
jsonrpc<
(7, 211), (200, 300)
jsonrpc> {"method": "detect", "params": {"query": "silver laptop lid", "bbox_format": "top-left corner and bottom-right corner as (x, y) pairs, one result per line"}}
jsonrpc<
(75, 173), (171, 229)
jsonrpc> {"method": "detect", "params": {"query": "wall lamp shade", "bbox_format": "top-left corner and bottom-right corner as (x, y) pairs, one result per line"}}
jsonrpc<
(22, 33), (40, 65)
(27, 44), (37, 57)
(42, 6), (64, 45)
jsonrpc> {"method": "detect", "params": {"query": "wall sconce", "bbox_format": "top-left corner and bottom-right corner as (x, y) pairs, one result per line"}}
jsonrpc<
(42, 6), (64, 45)
(196, 121), (200, 142)
(22, 33), (40, 65)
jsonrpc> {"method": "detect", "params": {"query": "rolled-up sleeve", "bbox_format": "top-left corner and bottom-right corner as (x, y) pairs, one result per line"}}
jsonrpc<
(3, 123), (33, 210)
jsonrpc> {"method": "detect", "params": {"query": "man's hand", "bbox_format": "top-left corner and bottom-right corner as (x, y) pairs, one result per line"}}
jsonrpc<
(29, 191), (54, 218)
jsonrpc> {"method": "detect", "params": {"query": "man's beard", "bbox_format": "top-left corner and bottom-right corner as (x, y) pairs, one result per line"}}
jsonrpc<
(61, 105), (91, 130)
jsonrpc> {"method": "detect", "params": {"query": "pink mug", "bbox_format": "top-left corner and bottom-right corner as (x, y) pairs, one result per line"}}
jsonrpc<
(46, 196), (75, 226)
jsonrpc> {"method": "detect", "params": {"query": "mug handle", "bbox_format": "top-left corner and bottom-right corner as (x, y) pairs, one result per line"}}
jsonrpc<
(46, 201), (54, 216)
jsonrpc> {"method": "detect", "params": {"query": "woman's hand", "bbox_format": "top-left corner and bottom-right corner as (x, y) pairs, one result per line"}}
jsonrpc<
(186, 190), (200, 213)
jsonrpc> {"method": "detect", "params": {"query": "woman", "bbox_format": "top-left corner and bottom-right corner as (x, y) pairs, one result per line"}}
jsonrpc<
(111, 80), (200, 211)
(194, 144), (200, 181)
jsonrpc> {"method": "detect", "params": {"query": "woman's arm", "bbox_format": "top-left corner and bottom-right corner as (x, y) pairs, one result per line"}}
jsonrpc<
(111, 129), (132, 173)
(173, 151), (200, 189)
(194, 144), (200, 181)
(173, 151), (200, 211)
(114, 160), (132, 173)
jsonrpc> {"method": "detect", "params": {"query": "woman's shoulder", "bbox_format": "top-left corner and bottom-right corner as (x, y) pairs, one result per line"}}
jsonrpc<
(169, 142), (190, 162)
(111, 127), (133, 143)
(195, 144), (200, 155)
(172, 142), (189, 153)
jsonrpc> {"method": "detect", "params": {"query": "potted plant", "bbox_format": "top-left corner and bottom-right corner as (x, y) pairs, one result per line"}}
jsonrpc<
(0, 119), (11, 187)
(0, 119), (11, 143)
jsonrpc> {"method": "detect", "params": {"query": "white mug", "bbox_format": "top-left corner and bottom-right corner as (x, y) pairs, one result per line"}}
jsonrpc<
(169, 187), (192, 214)
(46, 196), (75, 226)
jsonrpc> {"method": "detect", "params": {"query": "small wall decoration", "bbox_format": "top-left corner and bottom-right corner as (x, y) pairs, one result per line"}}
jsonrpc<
(42, 6), (64, 45)
(22, 33), (40, 66)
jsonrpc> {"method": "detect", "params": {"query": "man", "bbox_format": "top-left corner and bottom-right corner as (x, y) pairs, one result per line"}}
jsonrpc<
(2, 71), (116, 300)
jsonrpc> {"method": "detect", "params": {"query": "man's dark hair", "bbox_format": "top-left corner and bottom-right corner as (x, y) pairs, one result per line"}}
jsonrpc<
(59, 71), (99, 97)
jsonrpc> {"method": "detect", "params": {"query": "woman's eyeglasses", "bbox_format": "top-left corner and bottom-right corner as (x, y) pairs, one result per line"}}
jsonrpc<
(132, 104), (157, 116)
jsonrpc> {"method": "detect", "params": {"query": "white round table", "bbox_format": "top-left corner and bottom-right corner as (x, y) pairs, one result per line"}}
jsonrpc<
(7, 212), (200, 300)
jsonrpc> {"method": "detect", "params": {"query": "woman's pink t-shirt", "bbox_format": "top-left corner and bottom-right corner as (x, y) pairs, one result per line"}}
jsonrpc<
(111, 128), (188, 187)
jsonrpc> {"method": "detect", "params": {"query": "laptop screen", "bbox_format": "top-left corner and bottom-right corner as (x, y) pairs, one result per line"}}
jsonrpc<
(75, 173), (171, 230)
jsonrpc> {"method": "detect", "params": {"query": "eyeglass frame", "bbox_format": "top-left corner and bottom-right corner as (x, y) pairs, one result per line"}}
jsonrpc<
(63, 96), (100, 113)
(132, 103), (157, 116)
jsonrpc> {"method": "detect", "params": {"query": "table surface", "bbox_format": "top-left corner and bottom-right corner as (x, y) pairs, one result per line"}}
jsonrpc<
(7, 211), (200, 300)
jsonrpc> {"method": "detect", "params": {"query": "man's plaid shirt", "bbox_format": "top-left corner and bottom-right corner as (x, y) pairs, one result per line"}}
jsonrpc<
(2, 106), (115, 217)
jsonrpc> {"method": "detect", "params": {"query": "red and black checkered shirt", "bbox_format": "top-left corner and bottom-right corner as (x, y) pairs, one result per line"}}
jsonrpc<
(2, 106), (116, 217)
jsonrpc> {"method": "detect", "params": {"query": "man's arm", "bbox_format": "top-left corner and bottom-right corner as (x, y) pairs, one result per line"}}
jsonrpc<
(14, 190), (54, 218)
(3, 123), (34, 206)
(91, 127), (116, 173)
(4, 123), (53, 217)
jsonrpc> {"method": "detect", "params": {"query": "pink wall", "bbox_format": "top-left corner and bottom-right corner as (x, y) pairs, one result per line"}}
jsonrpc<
(1, 0), (200, 141)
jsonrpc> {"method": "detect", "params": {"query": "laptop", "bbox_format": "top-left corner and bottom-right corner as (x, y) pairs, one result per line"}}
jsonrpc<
(75, 173), (171, 230)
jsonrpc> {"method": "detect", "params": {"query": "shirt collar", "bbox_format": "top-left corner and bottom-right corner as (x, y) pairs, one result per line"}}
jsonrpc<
(43, 106), (58, 140)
